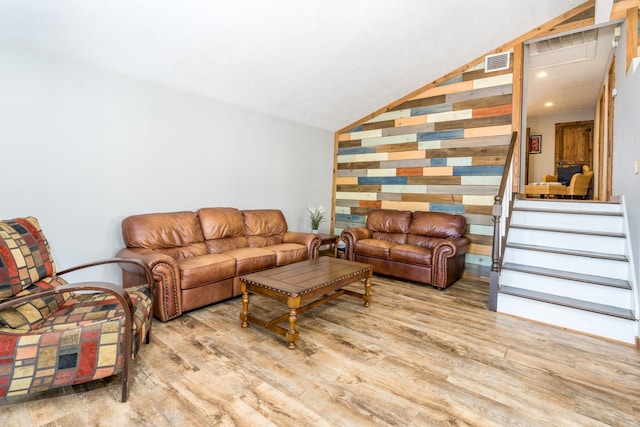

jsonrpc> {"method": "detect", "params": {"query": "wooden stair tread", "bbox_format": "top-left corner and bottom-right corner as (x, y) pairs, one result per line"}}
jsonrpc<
(505, 242), (628, 262)
(502, 262), (631, 289)
(508, 224), (625, 238)
(499, 286), (636, 320)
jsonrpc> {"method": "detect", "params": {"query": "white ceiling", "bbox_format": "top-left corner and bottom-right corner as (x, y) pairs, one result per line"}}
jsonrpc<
(0, 0), (586, 131)
(526, 24), (617, 117)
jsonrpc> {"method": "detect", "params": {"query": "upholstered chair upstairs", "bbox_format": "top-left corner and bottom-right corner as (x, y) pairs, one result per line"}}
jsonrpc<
(0, 217), (154, 402)
(543, 164), (594, 199)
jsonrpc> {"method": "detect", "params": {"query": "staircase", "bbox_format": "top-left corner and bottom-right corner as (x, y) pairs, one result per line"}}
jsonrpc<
(497, 197), (639, 344)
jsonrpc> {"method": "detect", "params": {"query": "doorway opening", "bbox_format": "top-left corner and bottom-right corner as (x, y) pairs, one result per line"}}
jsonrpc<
(522, 23), (619, 201)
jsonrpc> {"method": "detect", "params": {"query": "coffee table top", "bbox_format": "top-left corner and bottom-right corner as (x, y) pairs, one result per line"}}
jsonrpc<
(239, 257), (374, 298)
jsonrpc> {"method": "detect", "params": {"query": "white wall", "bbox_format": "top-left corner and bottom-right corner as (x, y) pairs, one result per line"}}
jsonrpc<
(526, 109), (595, 183)
(0, 41), (334, 283)
(612, 20), (640, 290)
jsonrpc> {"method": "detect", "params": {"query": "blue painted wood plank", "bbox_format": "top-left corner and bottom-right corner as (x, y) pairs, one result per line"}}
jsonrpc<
(453, 165), (504, 176)
(417, 129), (464, 141)
(358, 176), (408, 185)
(411, 103), (453, 116)
(429, 203), (466, 214)
(335, 213), (366, 224)
(430, 158), (447, 166)
(338, 146), (377, 155)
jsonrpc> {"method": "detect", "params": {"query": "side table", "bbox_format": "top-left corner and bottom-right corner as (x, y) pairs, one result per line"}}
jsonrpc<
(317, 234), (338, 257)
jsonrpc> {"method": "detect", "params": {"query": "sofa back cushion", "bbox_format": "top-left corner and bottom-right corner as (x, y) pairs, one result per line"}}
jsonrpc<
(242, 210), (287, 247)
(121, 211), (207, 259)
(408, 211), (466, 239)
(366, 210), (411, 244)
(197, 207), (249, 253)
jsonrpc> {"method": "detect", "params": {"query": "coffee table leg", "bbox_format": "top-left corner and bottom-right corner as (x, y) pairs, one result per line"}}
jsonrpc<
(240, 283), (250, 328)
(363, 276), (372, 307)
(286, 308), (298, 350)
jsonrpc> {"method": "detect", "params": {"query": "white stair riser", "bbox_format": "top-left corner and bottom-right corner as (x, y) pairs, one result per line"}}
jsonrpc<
(503, 248), (629, 280)
(507, 228), (626, 255)
(512, 211), (623, 231)
(516, 200), (622, 214)
(500, 270), (633, 307)
(498, 294), (637, 344)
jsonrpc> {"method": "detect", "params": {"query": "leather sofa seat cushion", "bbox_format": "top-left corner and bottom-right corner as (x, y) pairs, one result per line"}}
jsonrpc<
(265, 243), (308, 266)
(243, 210), (287, 247)
(367, 209), (411, 234)
(178, 254), (236, 290)
(409, 211), (466, 238)
(371, 231), (408, 244)
(223, 247), (277, 275)
(153, 243), (209, 260)
(122, 211), (205, 251)
(389, 244), (432, 266)
(205, 236), (248, 254)
(354, 239), (397, 259)
(406, 235), (441, 249)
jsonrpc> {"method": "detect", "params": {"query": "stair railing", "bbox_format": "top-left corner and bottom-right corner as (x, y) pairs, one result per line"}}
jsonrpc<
(489, 131), (518, 311)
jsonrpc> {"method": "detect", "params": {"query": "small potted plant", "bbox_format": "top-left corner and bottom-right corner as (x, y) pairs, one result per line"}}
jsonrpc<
(307, 204), (326, 233)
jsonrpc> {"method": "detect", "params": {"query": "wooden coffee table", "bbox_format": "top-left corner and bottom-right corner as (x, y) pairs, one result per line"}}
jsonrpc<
(239, 257), (374, 349)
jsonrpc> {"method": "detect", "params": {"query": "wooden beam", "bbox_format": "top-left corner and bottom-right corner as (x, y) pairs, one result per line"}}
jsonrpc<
(611, 0), (640, 20)
(626, 6), (639, 73)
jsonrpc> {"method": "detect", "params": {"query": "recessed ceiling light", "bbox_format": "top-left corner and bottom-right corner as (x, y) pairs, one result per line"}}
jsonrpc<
(544, 101), (554, 107)
(537, 71), (548, 78)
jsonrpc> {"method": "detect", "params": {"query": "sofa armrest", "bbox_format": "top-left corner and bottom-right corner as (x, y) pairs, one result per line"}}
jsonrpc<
(116, 247), (182, 321)
(432, 237), (470, 289)
(340, 228), (372, 260)
(283, 231), (321, 259)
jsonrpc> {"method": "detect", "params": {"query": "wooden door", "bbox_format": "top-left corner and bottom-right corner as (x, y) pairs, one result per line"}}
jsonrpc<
(554, 121), (594, 171)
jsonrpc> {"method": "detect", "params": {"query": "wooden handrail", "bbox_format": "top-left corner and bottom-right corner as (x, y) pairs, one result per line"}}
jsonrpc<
(489, 131), (518, 311)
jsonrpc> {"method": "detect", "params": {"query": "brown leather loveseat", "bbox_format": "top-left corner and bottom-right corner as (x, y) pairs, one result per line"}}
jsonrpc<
(340, 209), (470, 289)
(116, 208), (320, 321)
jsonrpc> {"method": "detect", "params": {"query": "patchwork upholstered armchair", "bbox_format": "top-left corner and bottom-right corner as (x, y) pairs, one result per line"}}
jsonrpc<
(0, 217), (154, 402)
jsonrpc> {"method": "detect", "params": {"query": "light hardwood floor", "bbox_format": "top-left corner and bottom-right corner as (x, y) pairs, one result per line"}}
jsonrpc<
(2, 275), (640, 426)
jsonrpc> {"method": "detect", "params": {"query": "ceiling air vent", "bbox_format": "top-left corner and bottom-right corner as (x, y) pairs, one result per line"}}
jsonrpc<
(484, 52), (510, 73)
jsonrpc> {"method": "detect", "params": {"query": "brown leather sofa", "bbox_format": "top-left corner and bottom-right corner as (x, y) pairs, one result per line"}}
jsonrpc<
(340, 209), (470, 289)
(116, 208), (320, 321)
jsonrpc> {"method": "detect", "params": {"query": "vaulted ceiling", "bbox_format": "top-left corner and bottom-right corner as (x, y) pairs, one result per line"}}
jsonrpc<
(0, 1), (586, 131)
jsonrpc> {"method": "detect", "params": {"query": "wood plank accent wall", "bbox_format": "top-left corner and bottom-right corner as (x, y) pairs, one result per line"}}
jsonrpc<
(333, 59), (514, 280)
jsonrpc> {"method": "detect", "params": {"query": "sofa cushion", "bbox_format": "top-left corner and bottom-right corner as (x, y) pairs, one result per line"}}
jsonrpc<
(367, 210), (411, 234)
(389, 244), (432, 266)
(0, 217), (56, 300)
(409, 211), (466, 238)
(265, 243), (308, 266)
(223, 247), (277, 275)
(121, 211), (207, 259)
(557, 165), (583, 186)
(198, 208), (249, 253)
(242, 210), (287, 247)
(177, 254), (236, 290)
(0, 277), (72, 331)
(354, 239), (397, 259)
